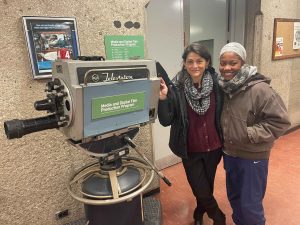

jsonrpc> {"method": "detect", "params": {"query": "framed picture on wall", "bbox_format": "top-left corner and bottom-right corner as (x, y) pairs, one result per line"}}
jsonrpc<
(22, 16), (80, 79)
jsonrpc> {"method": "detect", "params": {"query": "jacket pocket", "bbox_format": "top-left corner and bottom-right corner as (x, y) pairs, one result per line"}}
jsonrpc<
(227, 113), (250, 144)
(246, 111), (256, 127)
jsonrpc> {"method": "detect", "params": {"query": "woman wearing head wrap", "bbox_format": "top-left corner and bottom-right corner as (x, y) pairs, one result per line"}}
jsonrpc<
(158, 42), (226, 225)
(218, 42), (291, 225)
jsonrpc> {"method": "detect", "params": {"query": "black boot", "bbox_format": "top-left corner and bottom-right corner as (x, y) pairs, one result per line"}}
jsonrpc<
(212, 209), (226, 225)
(194, 217), (203, 225)
(193, 205), (204, 225)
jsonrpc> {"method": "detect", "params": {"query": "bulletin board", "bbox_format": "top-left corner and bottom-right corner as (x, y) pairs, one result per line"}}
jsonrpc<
(272, 18), (300, 60)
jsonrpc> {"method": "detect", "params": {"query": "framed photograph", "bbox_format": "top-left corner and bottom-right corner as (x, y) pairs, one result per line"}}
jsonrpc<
(22, 16), (80, 79)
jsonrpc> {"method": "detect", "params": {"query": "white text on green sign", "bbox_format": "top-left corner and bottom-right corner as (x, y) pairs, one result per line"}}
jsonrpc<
(92, 92), (145, 119)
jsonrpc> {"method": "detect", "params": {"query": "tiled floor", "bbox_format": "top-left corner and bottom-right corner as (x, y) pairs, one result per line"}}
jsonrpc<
(155, 129), (300, 225)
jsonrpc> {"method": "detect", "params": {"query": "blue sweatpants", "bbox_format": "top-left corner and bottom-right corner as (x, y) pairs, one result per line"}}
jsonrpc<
(223, 154), (268, 225)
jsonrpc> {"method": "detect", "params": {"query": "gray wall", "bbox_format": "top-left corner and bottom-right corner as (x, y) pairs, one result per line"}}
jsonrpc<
(189, 0), (227, 69)
(259, 0), (300, 127)
(0, 1), (159, 225)
(245, 0), (300, 127)
(244, 0), (262, 66)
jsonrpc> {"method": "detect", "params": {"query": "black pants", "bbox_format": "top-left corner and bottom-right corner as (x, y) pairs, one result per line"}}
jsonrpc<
(182, 149), (225, 223)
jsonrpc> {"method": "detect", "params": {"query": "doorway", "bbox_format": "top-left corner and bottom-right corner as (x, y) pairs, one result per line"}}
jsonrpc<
(189, 0), (246, 68)
(146, 0), (246, 169)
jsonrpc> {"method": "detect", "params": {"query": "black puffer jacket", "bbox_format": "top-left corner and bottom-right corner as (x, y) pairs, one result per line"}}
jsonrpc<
(158, 70), (223, 159)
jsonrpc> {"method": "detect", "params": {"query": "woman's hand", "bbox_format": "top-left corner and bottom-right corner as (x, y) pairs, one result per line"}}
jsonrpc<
(159, 77), (168, 100)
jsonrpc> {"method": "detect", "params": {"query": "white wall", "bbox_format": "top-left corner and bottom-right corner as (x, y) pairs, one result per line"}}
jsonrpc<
(146, 0), (184, 168)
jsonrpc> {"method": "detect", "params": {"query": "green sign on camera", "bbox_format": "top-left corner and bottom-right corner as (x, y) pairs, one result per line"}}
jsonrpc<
(92, 92), (145, 119)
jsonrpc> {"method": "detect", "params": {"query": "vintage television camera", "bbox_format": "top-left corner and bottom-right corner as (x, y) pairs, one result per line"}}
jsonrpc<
(4, 59), (170, 225)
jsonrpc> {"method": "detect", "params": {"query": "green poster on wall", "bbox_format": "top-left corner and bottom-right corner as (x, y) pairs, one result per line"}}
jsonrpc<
(104, 35), (144, 60)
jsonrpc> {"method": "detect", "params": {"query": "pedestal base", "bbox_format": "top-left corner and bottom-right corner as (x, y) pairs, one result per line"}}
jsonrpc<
(143, 197), (162, 225)
(84, 195), (143, 225)
(64, 197), (162, 225)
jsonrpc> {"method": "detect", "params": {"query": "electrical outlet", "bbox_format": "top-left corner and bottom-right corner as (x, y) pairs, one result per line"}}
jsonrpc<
(55, 209), (69, 219)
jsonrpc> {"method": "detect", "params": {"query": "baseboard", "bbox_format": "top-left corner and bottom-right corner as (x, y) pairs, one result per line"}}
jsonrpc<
(144, 187), (160, 197)
(155, 154), (182, 170)
(285, 125), (300, 135)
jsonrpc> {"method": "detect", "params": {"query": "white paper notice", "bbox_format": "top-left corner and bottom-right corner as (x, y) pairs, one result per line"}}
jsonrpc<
(275, 37), (284, 56)
(293, 22), (300, 49)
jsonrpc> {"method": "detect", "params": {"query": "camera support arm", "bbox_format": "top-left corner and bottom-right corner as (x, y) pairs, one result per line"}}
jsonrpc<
(123, 135), (172, 186)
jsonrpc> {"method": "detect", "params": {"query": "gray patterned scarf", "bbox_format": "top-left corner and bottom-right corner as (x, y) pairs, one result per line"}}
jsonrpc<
(218, 64), (257, 94)
(183, 70), (213, 115)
